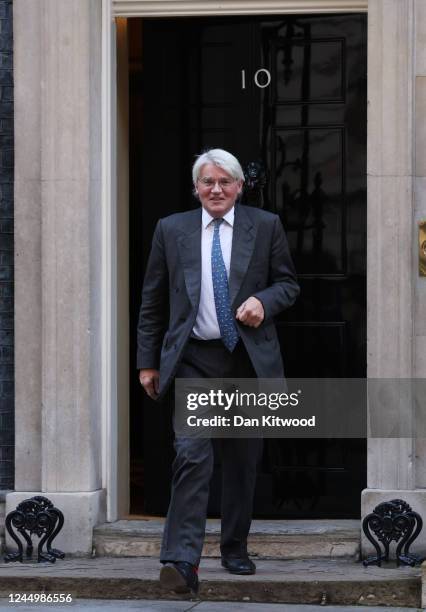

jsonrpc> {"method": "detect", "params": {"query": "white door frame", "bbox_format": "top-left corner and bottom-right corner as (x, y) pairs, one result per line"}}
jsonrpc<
(101, 0), (368, 521)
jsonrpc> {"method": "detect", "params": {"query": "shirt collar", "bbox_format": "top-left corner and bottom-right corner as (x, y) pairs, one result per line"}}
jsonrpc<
(202, 206), (235, 229)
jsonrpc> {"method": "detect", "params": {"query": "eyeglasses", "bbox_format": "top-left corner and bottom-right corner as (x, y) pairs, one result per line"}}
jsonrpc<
(197, 177), (236, 189)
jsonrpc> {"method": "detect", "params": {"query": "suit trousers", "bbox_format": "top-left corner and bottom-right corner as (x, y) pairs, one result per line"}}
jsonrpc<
(160, 338), (263, 567)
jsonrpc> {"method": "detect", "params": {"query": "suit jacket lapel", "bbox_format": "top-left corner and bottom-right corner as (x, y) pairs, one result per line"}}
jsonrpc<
(177, 208), (202, 310)
(229, 204), (257, 308)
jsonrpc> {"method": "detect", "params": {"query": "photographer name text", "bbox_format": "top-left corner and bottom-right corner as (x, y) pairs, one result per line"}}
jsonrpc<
(186, 415), (316, 428)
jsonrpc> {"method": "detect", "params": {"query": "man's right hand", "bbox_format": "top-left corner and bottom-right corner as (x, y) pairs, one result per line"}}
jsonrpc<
(139, 368), (160, 400)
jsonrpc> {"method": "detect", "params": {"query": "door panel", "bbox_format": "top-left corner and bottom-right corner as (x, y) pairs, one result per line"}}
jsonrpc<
(129, 13), (367, 517)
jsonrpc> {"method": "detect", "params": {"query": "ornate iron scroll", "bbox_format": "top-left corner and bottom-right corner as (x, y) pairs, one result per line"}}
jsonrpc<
(362, 499), (424, 567)
(4, 496), (65, 563)
(243, 161), (267, 208)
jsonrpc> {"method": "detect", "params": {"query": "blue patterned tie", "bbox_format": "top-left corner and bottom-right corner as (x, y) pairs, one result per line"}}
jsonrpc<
(211, 218), (239, 352)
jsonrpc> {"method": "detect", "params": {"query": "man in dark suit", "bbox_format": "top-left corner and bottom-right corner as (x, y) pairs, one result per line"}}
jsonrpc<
(137, 149), (299, 594)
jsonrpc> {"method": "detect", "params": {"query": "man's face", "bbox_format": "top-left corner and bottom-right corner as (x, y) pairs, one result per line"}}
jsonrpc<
(195, 163), (243, 218)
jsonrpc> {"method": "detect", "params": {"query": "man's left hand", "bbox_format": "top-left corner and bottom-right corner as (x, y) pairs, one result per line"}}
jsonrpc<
(236, 297), (265, 328)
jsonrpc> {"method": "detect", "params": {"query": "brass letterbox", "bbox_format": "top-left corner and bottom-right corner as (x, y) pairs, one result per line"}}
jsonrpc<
(420, 221), (426, 277)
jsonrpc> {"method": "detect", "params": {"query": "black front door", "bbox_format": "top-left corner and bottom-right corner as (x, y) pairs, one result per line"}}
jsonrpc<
(129, 13), (367, 518)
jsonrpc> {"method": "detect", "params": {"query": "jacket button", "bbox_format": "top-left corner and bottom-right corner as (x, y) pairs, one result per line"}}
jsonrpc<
(175, 287), (180, 293)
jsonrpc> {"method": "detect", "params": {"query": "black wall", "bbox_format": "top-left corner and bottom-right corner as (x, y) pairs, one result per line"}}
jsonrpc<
(0, 0), (13, 490)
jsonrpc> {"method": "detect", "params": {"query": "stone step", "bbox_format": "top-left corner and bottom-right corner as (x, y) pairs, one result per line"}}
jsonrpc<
(93, 519), (360, 560)
(0, 557), (420, 607)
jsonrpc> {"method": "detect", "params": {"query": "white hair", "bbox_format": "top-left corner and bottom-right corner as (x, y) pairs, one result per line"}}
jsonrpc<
(192, 149), (245, 185)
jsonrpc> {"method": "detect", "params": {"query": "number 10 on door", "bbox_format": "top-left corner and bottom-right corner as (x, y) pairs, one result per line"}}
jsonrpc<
(241, 69), (271, 89)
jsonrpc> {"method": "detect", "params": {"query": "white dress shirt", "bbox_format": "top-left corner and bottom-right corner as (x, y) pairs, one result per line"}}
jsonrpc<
(192, 206), (234, 340)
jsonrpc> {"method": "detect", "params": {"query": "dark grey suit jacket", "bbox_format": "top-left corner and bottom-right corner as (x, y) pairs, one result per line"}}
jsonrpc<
(137, 204), (300, 398)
